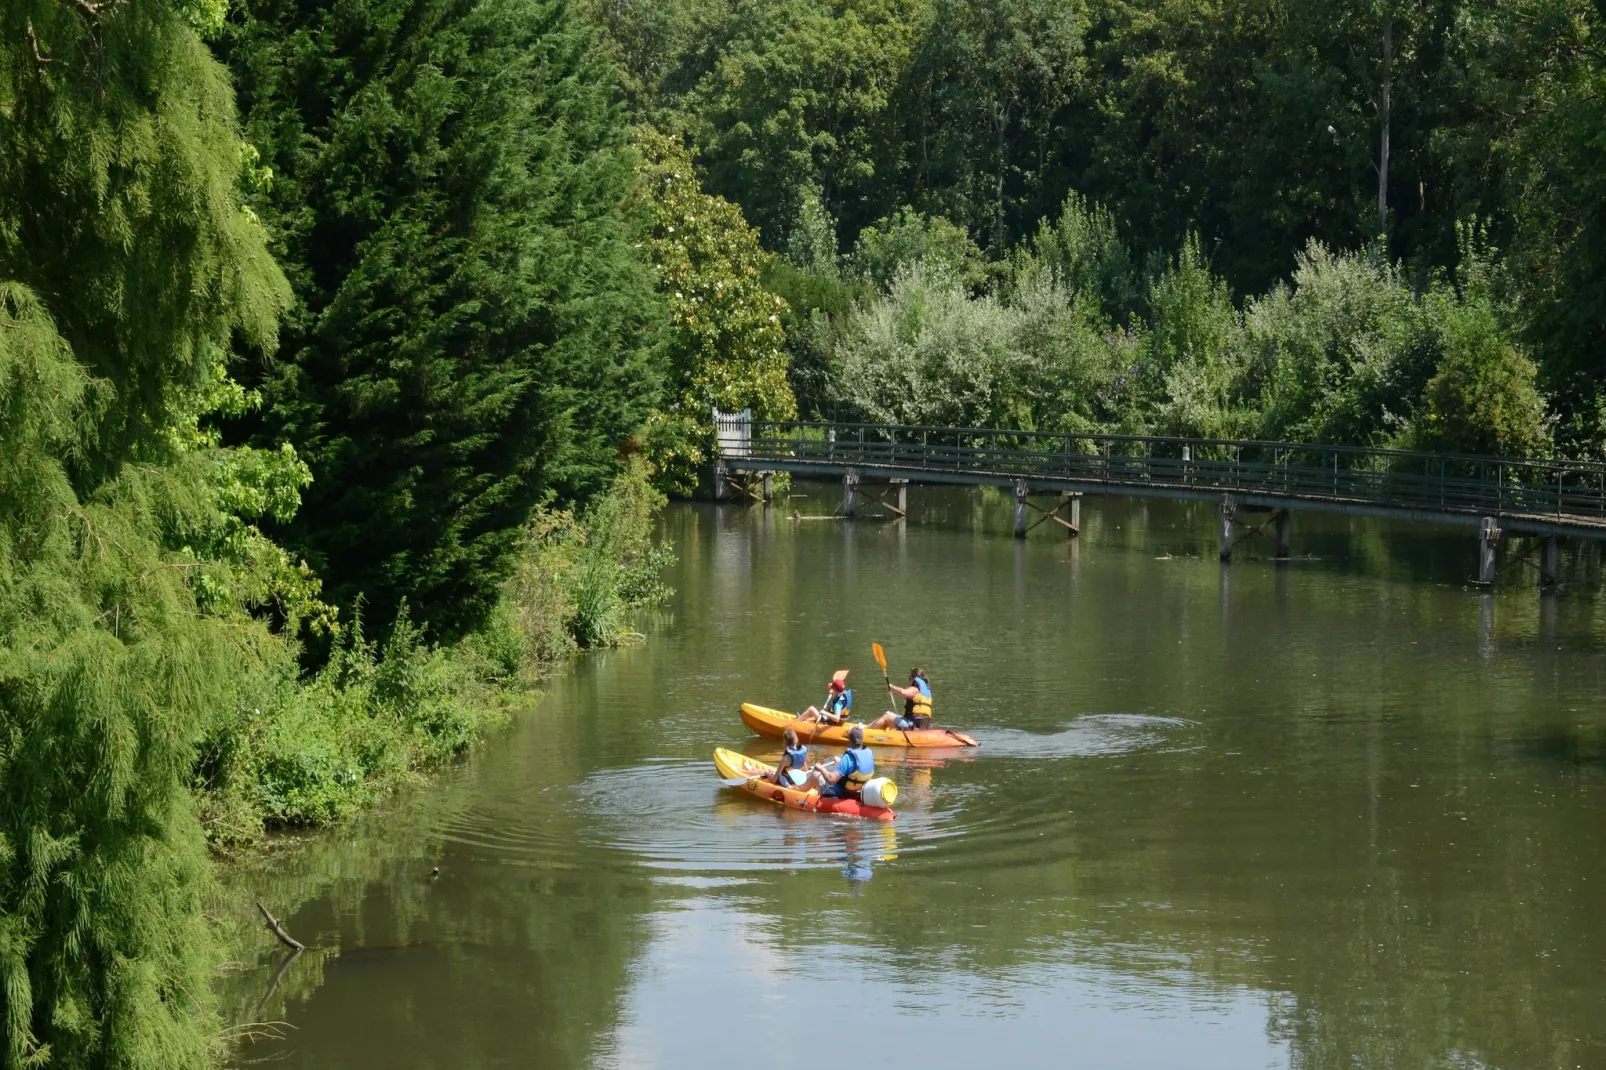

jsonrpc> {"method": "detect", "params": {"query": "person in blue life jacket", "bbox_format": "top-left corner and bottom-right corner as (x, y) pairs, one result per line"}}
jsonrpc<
(770, 727), (810, 787)
(803, 725), (875, 798)
(798, 669), (853, 725)
(868, 668), (932, 731)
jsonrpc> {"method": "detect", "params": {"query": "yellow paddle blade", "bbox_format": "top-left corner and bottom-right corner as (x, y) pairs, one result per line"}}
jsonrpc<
(872, 642), (887, 672)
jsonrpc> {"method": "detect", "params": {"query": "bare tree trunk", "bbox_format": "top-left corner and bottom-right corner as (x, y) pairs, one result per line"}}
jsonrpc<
(1377, 13), (1392, 239)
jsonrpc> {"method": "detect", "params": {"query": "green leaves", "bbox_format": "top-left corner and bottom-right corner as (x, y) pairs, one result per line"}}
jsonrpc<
(633, 128), (797, 492)
(0, 4), (310, 1061)
(227, 0), (660, 642)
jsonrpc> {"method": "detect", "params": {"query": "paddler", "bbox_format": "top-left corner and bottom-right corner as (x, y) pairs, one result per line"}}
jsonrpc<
(802, 725), (875, 798)
(798, 669), (852, 725)
(867, 667), (932, 731)
(770, 727), (810, 787)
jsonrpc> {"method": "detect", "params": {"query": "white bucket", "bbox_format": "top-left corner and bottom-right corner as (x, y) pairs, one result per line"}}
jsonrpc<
(860, 777), (898, 808)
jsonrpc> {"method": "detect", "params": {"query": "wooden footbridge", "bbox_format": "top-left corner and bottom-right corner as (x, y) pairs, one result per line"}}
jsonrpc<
(713, 416), (1606, 587)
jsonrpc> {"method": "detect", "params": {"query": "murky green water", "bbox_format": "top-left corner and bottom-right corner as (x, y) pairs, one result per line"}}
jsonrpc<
(226, 487), (1606, 1069)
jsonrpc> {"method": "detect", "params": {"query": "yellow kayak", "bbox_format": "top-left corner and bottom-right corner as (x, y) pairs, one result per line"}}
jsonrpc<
(712, 747), (895, 821)
(740, 703), (979, 749)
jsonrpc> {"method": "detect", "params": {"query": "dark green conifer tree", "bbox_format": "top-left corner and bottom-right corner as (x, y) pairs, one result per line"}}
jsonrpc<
(226, 0), (661, 642)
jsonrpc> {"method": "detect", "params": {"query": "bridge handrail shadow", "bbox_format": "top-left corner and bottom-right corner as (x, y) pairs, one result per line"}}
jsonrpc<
(718, 418), (1606, 527)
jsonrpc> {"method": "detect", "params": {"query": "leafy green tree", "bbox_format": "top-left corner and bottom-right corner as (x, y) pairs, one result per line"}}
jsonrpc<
(905, 0), (1084, 250)
(682, 0), (923, 242)
(1017, 192), (1139, 323)
(1413, 300), (1550, 457)
(851, 207), (991, 292)
(1143, 235), (1254, 437)
(786, 182), (843, 277)
(0, 0), (295, 1063)
(633, 128), (797, 492)
(225, 0), (660, 642)
(835, 264), (1024, 426)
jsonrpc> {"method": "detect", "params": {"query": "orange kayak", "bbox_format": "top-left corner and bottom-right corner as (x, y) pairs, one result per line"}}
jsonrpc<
(712, 748), (895, 821)
(741, 703), (979, 749)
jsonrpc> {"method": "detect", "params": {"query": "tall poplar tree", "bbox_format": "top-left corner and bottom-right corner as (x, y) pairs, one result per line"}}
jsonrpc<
(226, 0), (661, 642)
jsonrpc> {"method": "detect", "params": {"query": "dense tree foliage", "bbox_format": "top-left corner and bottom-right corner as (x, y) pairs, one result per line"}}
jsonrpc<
(224, 0), (660, 642)
(633, 128), (796, 492)
(0, 0), (293, 1064)
(587, 0), (1606, 455)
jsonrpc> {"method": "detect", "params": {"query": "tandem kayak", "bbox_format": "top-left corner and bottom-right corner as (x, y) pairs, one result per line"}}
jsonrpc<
(712, 747), (896, 821)
(741, 703), (979, 749)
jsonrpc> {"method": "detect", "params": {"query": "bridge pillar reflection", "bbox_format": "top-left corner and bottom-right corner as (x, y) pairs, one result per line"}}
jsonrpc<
(1478, 516), (1501, 584)
(1540, 536), (1559, 589)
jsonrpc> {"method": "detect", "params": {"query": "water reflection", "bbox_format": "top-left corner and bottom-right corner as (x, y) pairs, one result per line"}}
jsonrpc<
(223, 487), (1606, 1069)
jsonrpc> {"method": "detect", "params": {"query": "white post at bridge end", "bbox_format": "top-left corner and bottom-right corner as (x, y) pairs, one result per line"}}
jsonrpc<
(1477, 516), (1501, 584)
(1218, 494), (1238, 562)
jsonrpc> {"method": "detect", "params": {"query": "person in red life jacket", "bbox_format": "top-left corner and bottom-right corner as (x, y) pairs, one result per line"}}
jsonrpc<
(802, 725), (875, 798)
(798, 669), (853, 725)
(868, 668), (932, 731)
(770, 727), (810, 786)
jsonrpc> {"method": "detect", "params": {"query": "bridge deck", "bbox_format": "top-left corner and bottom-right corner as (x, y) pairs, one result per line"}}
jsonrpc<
(717, 420), (1606, 540)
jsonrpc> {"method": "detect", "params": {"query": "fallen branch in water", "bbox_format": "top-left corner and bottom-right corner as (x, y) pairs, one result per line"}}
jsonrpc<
(256, 902), (304, 951)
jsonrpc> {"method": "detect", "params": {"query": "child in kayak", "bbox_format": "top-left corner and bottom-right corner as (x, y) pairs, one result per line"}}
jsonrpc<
(803, 726), (875, 798)
(798, 669), (852, 725)
(770, 727), (810, 787)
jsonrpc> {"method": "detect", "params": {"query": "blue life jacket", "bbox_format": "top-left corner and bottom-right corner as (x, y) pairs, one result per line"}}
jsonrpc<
(825, 688), (852, 716)
(839, 746), (875, 790)
(783, 745), (808, 770)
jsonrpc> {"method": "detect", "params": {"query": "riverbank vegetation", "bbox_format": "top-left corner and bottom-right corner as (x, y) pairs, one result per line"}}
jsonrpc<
(0, 0), (687, 1064)
(8, 0), (1606, 1066)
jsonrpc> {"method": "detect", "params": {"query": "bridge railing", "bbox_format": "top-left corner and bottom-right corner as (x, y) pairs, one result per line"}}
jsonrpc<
(717, 419), (1606, 520)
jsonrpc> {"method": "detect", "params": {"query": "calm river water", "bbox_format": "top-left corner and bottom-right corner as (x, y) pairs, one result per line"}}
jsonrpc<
(226, 487), (1606, 1069)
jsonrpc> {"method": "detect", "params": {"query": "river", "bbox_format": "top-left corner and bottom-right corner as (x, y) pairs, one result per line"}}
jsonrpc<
(224, 486), (1606, 1069)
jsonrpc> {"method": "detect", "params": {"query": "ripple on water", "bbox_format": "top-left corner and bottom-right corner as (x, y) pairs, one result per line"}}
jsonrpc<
(971, 712), (1197, 759)
(424, 714), (1194, 874)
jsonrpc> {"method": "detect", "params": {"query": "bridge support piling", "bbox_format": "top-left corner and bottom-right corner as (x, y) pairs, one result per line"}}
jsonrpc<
(1066, 493), (1081, 536)
(1540, 536), (1559, 590)
(1478, 517), (1501, 584)
(762, 471), (773, 504)
(842, 468), (858, 518)
(1014, 481), (1029, 538)
(1274, 510), (1292, 560)
(713, 461), (729, 501)
(895, 480), (908, 515)
(1218, 494), (1238, 562)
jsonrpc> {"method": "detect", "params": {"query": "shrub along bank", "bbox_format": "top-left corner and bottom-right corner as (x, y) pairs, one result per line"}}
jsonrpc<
(194, 458), (673, 848)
